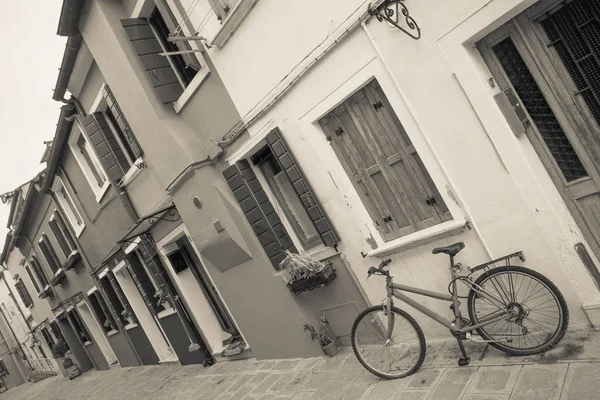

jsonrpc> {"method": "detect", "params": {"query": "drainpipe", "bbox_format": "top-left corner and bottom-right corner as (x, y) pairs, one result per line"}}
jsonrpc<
(360, 21), (494, 260)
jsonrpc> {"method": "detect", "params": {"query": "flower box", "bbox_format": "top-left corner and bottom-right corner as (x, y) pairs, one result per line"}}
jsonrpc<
(62, 250), (81, 271)
(50, 269), (67, 286)
(286, 262), (337, 296)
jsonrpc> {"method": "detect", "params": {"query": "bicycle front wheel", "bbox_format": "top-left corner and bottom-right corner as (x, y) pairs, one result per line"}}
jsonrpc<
(467, 266), (569, 356)
(351, 305), (425, 379)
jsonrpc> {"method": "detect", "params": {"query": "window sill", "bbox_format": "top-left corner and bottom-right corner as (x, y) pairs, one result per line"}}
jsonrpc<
(50, 269), (67, 286)
(210, 0), (260, 48)
(62, 250), (81, 271)
(367, 219), (470, 258)
(306, 246), (339, 262)
(106, 330), (119, 337)
(156, 308), (177, 319)
(95, 182), (111, 203)
(124, 323), (138, 331)
(172, 67), (210, 114)
(83, 341), (93, 347)
(158, 354), (179, 364)
(119, 158), (145, 188)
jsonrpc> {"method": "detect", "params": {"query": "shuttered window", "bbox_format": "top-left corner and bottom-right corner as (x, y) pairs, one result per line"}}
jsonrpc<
(88, 291), (117, 333)
(68, 309), (91, 343)
(14, 279), (33, 308)
(318, 80), (451, 242)
(29, 257), (49, 289)
(54, 177), (85, 234)
(126, 249), (164, 315)
(223, 160), (297, 269)
(24, 265), (41, 294)
(102, 85), (143, 161)
(38, 234), (61, 274)
(100, 274), (134, 326)
(49, 211), (76, 258)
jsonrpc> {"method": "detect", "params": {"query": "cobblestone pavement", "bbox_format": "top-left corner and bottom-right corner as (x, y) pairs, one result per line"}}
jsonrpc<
(5, 329), (600, 400)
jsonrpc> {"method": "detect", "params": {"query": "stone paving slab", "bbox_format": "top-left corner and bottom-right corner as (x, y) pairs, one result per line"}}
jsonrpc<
(5, 329), (600, 400)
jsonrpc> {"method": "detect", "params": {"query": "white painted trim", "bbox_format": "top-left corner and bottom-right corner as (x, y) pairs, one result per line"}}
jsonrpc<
(156, 308), (177, 319)
(158, 354), (179, 364)
(210, 0), (260, 48)
(367, 218), (470, 258)
(173, 63), (211, 113)
(130, 0), (148, 18)
(124, 323), (138, 330)
(52, 175), (85, 237)
(89, 84), (105, 113)
(106, 330), (119, 337)
(226, 118), (275, 164)
(66, 305), (74, 312)
(113, 260), (126, 274)
(87, 287), (98, 296)
(119, 157), (145, 188)
(98, 268), (109, 279)
(53, 268), (65, 278)
(77, 301), (118, 364)
(125, 237), (141, 254)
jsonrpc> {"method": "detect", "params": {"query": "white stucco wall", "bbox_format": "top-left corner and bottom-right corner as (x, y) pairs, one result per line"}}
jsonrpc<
(178, 0), (600, 337)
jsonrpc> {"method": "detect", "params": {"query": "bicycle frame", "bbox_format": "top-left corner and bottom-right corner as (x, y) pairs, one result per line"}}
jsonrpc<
(383, 254), (512, 339)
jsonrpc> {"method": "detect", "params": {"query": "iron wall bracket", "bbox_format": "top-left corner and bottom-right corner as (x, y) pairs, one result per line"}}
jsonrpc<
(368, 0), (421, 40)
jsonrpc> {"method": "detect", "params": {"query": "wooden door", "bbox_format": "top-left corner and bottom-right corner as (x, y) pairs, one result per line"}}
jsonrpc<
(478, 0), (600, 267)
(319, 80), (451, 242)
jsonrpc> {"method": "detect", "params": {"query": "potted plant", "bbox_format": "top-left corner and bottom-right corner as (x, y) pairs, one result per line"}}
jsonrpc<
(280, 251), (337, 295)
(52, 339), (81, 380)
(303, 317), (338, 357)
(121, 309), (135, 326)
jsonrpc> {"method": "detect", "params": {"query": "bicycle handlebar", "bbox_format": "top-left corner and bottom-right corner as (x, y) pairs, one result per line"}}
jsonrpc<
(367, 259), (392, 277)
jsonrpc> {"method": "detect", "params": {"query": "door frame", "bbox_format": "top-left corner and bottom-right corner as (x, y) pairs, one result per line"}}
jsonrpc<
(75, 299), (118, 366)
(156, 224), (246, 354)
(477, 4), (600, 265)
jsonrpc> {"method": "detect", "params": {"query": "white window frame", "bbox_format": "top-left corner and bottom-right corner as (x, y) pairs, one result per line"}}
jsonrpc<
(49, 210), (77, 257)
(52, 176), (85, 237)
(24, 264), (41, 296)
(68, 121), (110, 202)
(37, 234), (63, 277)
(131, 0), (211, 114)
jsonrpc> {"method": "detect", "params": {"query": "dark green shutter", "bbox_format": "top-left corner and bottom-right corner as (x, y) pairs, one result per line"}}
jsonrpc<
(107, 272), (137, 324)
(126, 252), (160, 315)
(121, 18), (183, 104)
(102, 85), (143, 159)
(95, 292), (117, 331)
(265, 128), (340, 247)
(15, 280), (33, 308)
(80, 113), (129, 182)
(49, 219), (70, 258)
(223, 160), (297, 269)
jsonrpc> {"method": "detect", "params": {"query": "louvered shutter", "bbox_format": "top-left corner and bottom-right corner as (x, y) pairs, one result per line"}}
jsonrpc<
(49, 219), (70, 258)
(107, 272), (137, 324)
(15, 280), (33, 308)
(102, 85), (143, 159)
(265, 128), (340, 247)
(54, 212), (77, 251)
(138, 237), (173, 310)
(223, 160), (297, 269)
(30, 257), (49, 287)
(80, 112), (129, 182)
(39, 236), (61, 274)
(121, 18), (183, 104)
(24, 266), (40, 294)
(126, 253), (161, 315)
(95, 292), (117, 331)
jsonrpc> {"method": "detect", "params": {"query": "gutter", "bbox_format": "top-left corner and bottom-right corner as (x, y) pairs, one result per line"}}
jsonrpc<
(0, 233), (12, 266)
(57, 0), (85, 37)
(52, 34), (83, 103)
(40, 103), (78, 194)
(5, 188), (21, 229)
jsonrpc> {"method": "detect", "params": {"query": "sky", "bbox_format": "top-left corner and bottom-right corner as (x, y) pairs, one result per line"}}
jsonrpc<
(0, 1), (67, 249)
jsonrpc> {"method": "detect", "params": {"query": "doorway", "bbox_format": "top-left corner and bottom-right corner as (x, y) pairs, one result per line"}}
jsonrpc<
(158, 226), (245, 357)
(478, 0), (600, 287)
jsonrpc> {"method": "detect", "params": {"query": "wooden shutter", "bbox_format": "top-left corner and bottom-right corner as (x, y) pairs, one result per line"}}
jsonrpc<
(49, 219), (70, 258)
(54, 212), (77, 251)
(94, 292), (117, 330)
(318, 80), (451, 242)
(80, 112), (129, 182)
(223, 160), (297, 269)
(102, 85), (143, 159)
(30, 257), (49, 287)
(209, 0), (233, 22)
(265, 128), (340, 247)
(126, 252), (161, 315)
(138, 238), (173, 310)
(24, 265), (41, 294)
(121, 18), (184, 104)
(107, 272), (136, 324)
(39, 235), (61, 274)
(15, 280), (33, 308)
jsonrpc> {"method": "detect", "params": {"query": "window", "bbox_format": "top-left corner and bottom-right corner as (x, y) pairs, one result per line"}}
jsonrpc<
(53, 177), (85, 236)
(88, 292), (117, 333)
(318, 79), (451, 242)
(49, 211), (77, 258)
(127, 250), (166, 314)
(0, 359), (8, 377)
(38, 234), (61, 275)
(50, 321), (64, 342)
(14, 279), (33, 308)
(40, 327), (56, 349)
(69, 124), (109, 200)
(24, 265), (41, 294)
(208, 0), (237, 23)
(150, 6), (198, 88)
(29, 257), (49, 292)
(67, 309), (91, 344)
(253, 146), (321, 250)
(99, 273), (135, 326)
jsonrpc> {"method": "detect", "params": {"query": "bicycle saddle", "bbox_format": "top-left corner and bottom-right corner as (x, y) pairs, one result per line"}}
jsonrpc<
(432, 242), (465, 256)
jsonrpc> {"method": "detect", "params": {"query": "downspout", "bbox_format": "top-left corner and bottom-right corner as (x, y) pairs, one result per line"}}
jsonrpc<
(360, 21), (495, 260)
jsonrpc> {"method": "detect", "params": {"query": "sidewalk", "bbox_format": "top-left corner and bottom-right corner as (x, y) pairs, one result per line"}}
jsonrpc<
(5, 328), (600, 400)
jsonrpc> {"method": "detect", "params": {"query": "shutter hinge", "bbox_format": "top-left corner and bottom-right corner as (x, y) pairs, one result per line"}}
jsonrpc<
(383, 216), (393, 223)
(425, 197), (436, 206)
(334, 127), (344, 136)
(373, 101), (384, 111)
(326, 135), (332, 143)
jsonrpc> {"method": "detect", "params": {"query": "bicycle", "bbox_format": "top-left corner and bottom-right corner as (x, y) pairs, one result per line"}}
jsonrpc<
(351, 242), (569, 379)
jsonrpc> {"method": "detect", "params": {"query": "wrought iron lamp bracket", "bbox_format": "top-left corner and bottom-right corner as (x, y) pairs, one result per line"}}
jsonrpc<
(148, 208), (180, 225)
(368, 0), (421, 40)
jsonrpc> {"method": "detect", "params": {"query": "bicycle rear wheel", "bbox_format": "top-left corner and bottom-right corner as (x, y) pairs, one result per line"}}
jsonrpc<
(467, 266), (568, 355)
(351, 305), (425, 379)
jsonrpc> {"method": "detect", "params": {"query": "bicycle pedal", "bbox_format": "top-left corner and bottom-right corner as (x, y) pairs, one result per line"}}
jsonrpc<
(458, 357), (471, 367)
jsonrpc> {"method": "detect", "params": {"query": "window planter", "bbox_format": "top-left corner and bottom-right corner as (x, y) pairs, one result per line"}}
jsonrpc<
(62, 250), (81, 271)
(286, 262), (337, 296)
(50, 269), (67, 286)
(38, 285), (53, 299)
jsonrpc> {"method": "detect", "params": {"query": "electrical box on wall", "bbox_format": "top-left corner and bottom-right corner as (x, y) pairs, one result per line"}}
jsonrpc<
(494, 89), (529, 137)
